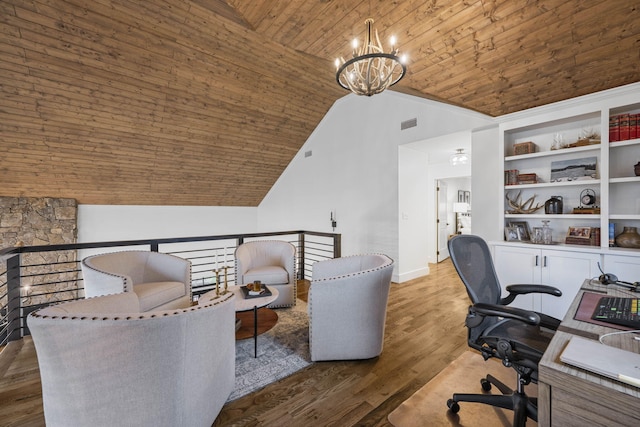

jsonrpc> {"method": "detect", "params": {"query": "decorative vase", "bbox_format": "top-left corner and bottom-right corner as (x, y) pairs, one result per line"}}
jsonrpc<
(634, 161), (640, 177)
(614, 226), (640, 249)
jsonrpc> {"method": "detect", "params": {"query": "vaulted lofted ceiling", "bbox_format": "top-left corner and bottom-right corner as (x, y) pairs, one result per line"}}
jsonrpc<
(1, 1), (639, 206)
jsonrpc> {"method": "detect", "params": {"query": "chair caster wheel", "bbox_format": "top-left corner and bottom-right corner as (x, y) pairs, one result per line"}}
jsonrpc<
(447, 399), (460, 413)
(481, 378), (492, 391)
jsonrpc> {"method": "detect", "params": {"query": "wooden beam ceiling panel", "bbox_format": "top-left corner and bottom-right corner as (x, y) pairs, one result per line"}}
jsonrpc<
(1, 0), (639, 207)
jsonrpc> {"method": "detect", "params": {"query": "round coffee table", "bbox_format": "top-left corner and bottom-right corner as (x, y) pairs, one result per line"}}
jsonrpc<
(230, 285), (279, 358)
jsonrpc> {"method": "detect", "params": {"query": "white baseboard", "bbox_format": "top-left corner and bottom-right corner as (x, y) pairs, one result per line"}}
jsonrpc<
(394, 266), (430, 283)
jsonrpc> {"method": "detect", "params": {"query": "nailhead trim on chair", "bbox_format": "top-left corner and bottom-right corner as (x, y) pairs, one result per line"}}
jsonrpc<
(310, 253), (394, 283)
(29, 291), (234, 321)
(82, 250), (192, 295)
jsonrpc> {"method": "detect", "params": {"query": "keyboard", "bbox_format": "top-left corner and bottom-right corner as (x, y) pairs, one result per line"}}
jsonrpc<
(592, 297), (640, 329)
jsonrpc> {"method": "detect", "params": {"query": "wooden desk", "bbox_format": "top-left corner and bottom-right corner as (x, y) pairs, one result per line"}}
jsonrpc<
(538, 279), (640, 426)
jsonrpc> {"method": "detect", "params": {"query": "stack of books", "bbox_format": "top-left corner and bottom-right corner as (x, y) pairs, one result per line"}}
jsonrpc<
(505, 169), (519, 186)
(609, 113), (639, 142)
(517, 173), (538, 184)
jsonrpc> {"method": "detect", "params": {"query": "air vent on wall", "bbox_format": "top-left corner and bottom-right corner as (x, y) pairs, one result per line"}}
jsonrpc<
(401, 118), (417, 130)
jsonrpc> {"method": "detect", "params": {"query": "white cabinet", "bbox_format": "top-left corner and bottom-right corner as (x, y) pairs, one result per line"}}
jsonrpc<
(603, 254), (640, 283)
(493, 244), (600, 320)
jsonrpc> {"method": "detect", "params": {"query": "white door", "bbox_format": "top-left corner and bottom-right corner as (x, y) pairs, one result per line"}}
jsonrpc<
(437, 180), (449, 262)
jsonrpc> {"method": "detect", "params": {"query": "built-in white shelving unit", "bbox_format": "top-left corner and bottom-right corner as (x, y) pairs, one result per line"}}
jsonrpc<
(499, 103), (640, 251)
(490, 89), (640, 319)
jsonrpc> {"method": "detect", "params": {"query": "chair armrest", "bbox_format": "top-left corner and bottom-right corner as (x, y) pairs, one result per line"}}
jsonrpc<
(500, 284), (562, 305)
(472, 302), (541, 325)
(81, 261), (129, 297)
(537, 312), (561, 330)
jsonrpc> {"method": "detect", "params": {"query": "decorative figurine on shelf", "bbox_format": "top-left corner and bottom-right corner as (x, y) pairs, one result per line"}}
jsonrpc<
(506, 191), (543, 214)
(551, 133), (564, 150)
(615, 227), (640, 249)
(544, 196), (563, 214)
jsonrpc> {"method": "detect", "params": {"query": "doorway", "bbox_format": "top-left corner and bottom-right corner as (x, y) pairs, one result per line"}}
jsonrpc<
(436, 177), (471, 262)
(436, 180), (449, 262)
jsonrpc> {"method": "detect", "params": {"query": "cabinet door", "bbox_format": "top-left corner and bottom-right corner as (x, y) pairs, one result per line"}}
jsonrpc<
(540, 250), (600, 320)
(603, 254), (640, 283)
(493, 245), (541, 312)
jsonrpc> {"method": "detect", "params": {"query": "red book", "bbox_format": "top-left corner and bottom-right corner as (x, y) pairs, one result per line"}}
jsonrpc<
(619, 113), (630, 141)
(630, 114), (638, 140)
(609, 114), (619, 142)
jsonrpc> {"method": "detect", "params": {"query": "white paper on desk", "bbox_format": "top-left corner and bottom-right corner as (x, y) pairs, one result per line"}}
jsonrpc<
(560, 336), (640, 388)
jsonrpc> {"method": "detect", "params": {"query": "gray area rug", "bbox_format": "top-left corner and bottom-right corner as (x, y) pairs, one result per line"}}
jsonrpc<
(228, 300), (311, 401)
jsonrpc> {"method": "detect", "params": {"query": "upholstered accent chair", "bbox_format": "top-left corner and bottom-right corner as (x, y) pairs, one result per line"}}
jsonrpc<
(27, 290), (235, 427)
(308, 254), (394, 361)
(81, 250), (191, 311)
(234, 240), (296, 308)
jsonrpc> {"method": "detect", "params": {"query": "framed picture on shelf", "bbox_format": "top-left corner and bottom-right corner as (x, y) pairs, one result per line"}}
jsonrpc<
(508, 221), (531, 241)
(567, 226), (591, 239)
(464, 191), (471, 204)
(550, 157), (597, 182)
(505, 226), (521, 242)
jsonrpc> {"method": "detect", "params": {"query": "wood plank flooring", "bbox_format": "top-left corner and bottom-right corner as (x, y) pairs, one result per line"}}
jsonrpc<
(0, 259), (470, 426)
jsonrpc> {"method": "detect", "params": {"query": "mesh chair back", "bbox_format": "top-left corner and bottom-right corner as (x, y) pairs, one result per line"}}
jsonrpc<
(448, 235), (503, 305)
(448, 234), (506, 347)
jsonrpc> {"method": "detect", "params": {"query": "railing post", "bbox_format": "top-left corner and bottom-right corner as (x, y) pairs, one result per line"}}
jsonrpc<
(297, 233), (305, 280)
(333, 234), (341, 258)
(7, 254), (22, 342)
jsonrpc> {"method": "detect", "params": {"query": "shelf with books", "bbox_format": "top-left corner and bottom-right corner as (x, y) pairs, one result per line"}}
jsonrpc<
(504, 144), (601, 162)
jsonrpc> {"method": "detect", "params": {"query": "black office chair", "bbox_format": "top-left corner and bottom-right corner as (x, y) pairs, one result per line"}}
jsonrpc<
(446, 234), (562, 426)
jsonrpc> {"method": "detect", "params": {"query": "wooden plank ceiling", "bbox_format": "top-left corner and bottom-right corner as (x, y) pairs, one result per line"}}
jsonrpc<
(1, 0), (639, 206)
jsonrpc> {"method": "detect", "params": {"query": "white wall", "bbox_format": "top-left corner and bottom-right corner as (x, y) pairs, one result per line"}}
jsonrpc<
(78, 205), (258, 243)
(398, 145), (429, 281)
(258, 91), (493, 281)
(471, 126), (501, 242)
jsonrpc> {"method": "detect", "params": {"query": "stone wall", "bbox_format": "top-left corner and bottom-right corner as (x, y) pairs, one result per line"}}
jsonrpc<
(0, 197), (79, 306)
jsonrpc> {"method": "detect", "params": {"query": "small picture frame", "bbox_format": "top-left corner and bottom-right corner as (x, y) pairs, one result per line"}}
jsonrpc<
(458, 190), (465, 203)
(505, 226), (520, 241)
(508, 221), (531, 241)
(464, 191), (471, 204)
(567, 226), (591, 239)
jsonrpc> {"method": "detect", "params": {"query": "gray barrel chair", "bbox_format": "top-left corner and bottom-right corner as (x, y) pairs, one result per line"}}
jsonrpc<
(308, 254), (394, 361)
(234, 240), (297, 308)
(27, 291), (235, 427)
(81, 250), (191, 311)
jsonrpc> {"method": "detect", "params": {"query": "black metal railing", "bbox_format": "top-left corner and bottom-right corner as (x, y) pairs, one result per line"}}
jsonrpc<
(0, 230), (341, 347)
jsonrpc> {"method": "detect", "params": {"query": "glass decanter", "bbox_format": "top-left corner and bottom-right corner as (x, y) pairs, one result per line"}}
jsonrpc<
(542, 220), (553, 245)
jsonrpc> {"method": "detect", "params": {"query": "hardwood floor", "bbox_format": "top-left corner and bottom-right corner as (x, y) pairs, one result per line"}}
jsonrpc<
(0, 259), (470, 426)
